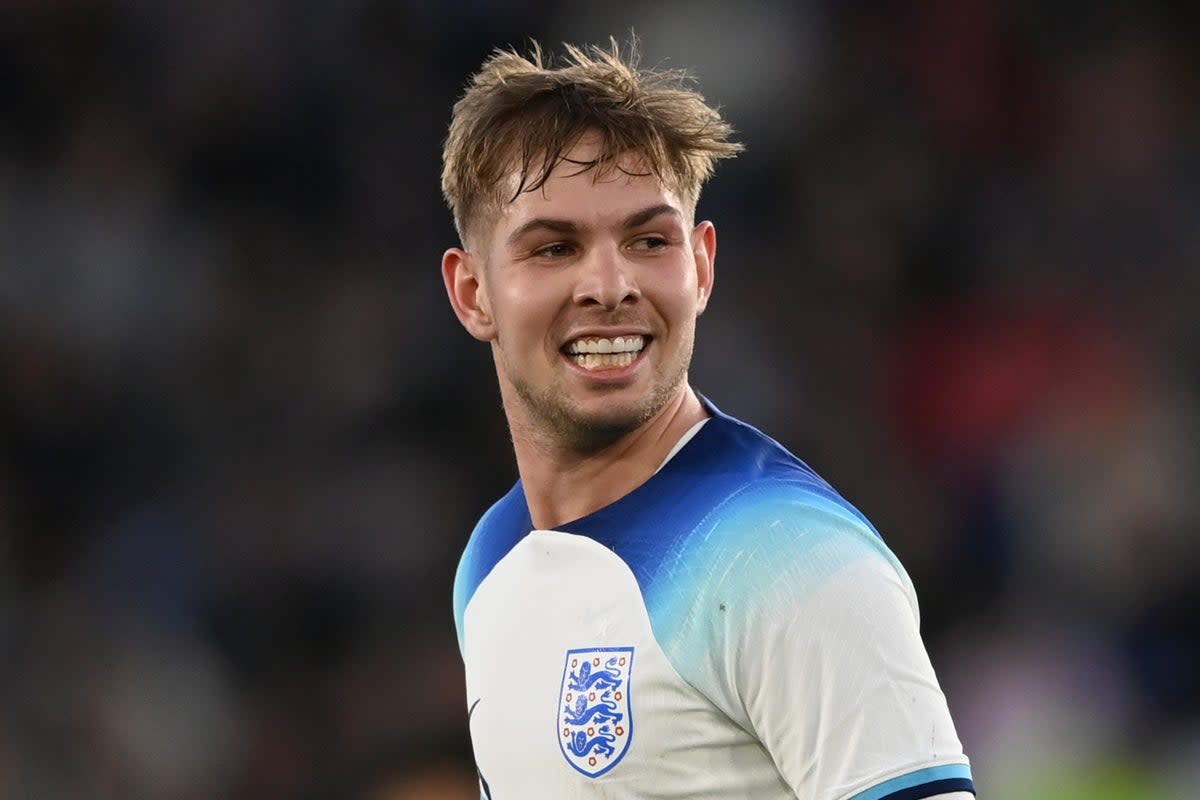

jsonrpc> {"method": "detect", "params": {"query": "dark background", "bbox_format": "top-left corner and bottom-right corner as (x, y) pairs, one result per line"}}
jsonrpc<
(1, 1), (1197, 798)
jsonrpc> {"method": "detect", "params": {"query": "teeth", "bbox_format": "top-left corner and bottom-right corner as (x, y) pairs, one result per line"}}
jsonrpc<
(567, 335), (644, 355)
(572, 351), (638, 370)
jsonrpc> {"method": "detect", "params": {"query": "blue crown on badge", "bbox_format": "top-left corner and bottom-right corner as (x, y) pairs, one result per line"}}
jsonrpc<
(557, 646), (635, 778)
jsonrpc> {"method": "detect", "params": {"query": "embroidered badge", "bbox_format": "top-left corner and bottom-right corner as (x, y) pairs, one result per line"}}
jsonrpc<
(557, 646), (635, 778)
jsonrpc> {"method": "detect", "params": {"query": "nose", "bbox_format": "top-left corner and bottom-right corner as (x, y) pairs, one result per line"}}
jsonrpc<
(572, 244), (640, 311)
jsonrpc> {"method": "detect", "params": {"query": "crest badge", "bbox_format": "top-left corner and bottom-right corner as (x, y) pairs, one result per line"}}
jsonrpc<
(557, 646), (635, 778)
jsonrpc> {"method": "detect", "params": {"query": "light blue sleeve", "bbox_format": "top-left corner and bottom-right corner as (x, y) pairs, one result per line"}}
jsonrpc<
(641, 482), (973, 800)
(640, 481), (907, 727)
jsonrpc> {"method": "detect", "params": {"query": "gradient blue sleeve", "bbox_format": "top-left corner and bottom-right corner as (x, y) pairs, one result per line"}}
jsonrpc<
(640, 483), (974, 800)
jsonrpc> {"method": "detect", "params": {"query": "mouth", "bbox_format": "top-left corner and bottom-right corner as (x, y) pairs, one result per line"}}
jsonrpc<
(562, 334), (649, 371)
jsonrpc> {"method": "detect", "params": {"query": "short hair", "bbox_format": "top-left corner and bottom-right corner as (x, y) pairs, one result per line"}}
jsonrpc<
(441, 38), (743, 246)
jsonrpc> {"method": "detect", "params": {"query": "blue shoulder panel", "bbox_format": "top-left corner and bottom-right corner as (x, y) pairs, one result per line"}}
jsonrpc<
(453, 481), (531, 652)
(560, 398), (883, 588)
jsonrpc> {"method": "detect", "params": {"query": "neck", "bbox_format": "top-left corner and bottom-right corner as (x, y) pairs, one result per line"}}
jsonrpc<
(508, 384), (708, 529)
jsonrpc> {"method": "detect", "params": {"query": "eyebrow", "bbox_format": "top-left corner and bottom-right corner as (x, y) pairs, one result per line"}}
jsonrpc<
(622, 203), (681, 229)
(506, 203), (682, 247)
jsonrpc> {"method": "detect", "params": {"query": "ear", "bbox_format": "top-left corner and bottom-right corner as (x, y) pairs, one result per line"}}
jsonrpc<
(442, 247), (496, 341)
(692, 221), (717, 315)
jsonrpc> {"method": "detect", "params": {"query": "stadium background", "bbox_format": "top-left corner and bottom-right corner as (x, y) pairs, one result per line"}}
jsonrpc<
(1, 1), (1197, 797)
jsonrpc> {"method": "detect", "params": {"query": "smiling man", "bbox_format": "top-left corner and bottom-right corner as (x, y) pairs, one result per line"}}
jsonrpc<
(441, 41), (975, 800)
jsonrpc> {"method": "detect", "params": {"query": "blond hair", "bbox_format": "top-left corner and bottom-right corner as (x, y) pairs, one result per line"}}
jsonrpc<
(441, 39), (743, 246)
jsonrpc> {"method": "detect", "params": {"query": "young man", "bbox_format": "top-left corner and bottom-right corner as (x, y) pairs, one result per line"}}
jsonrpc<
(441, 41), (975, 799)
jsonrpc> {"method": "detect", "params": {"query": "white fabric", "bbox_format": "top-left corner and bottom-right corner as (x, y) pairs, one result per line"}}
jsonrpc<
(462, 531), (969, 798)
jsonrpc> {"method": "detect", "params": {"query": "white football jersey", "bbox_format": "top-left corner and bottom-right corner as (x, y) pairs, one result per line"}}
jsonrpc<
(453, 400), (973, 799)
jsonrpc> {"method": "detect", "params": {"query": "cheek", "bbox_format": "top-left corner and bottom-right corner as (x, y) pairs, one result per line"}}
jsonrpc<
(661, 257), (700, 294)
(651, 268), (702, 320)
(495, 280), (561, 347)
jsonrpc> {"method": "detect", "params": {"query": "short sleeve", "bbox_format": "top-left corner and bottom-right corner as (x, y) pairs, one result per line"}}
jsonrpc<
(733, 553), (973, 799)
(645, 485), (974, 800)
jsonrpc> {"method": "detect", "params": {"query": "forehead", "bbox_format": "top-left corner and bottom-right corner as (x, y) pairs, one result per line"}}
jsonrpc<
(497, 139), (686, 231)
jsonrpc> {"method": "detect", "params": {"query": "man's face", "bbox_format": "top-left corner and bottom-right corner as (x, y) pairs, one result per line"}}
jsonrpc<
(448, 136), (715, 451)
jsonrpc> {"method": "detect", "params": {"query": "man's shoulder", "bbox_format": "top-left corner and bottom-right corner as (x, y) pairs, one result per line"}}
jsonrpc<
(668, 467), (898, 597)
(453, 481), (530, 650)
(592, 408), (900, 601)
(471, 481), (529, 538)
(631, 412), (918, 726)
(671, 408), (912, 602)
(690, 407), (882, 538)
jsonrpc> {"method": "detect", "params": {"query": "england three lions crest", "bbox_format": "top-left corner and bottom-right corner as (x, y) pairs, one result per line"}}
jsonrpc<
(557, 646), (634, 778)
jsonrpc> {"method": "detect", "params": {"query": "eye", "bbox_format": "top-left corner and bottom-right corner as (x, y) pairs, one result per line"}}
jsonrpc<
(630, 235), (670, 252)
(533, 242), (576, 259)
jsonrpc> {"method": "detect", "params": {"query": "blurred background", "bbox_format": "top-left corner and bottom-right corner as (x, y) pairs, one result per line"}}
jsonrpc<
(1, 0), (1197, 798)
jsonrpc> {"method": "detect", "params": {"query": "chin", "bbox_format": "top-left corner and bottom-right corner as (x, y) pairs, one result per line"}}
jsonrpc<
(515, 389), (656, 452)
(546, 399), (644, 449)
(509, 363), (687, 452)
(579, 402), (650, 432)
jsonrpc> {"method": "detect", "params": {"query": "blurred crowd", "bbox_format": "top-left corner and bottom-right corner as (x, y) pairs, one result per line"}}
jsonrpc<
(1, 1), (1197, 798)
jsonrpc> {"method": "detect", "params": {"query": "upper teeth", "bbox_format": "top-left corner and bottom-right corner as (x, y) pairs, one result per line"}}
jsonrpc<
(567, 335), (645, 355)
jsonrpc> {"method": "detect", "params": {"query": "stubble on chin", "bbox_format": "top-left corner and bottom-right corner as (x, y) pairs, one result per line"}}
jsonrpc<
(507, 357), (689, 456)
